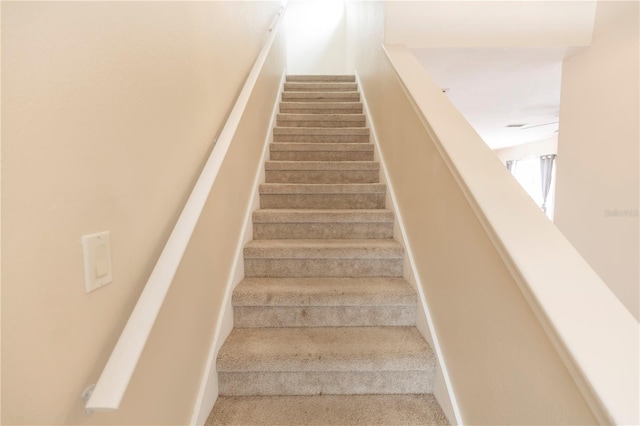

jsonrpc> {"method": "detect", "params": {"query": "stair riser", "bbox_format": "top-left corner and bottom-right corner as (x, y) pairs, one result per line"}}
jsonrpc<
(277, 119), (366, 128)
(233, 306), (416, 328)
(244, 258), (403, 278)
(218, 370), (433, 396)
(286, 75), (356, 82)
(253, 222), (393, 239)
(280, 107), (363, 114)
(270, 151), (374, 161)
(281, 95), (361, 103)
(273, 134), (369, 143)
(284, 83), (358, 92)
(265, 170), (379, 184)
(209, 395), (448, 425)
(260, 194), (385, 209)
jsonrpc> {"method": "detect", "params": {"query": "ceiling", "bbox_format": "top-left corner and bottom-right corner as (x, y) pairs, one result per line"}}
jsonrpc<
(384, 1), (598, 150)
(413, 47), (574, 149)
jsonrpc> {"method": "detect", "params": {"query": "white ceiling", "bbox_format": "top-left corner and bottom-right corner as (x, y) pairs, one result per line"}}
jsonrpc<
(385, 1), (597, 49)
(413, 47), (574, 149)
(384, 1), (597, 150)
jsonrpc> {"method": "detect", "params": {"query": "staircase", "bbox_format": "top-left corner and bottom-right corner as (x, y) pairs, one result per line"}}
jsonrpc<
(206, 75), (448, 425)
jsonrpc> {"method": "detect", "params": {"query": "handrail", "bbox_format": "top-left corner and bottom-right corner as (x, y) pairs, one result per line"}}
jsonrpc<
(84, 5), (287, 413)
(382, 44), (639, 425)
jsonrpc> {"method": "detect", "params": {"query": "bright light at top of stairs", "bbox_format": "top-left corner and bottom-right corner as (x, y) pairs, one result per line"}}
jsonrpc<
(285, 1), (345, 33)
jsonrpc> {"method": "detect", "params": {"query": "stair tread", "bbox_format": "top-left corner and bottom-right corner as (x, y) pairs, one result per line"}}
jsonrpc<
(217, 326), (433, 372)
(274, 127), (368, 135)
(244, 239), (403, 259)
(207, 394), (448, 425)
(280, 101), (362, 109)
(270, 143), (373, 152)
(260, 183), (385, 194)
(281, 92), (361, 102)
(278, 113), (366, 120)
(285, 82), (357, 91)
(253, 209), (392, 223)
(287, 75), (356, 82)
(233, 277), (415, 306)
(265, 161), (378, 171)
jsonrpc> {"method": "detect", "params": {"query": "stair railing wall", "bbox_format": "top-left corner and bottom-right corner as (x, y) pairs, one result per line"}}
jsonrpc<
(356, 44), (638, 425)
(83, 5), (287, 415)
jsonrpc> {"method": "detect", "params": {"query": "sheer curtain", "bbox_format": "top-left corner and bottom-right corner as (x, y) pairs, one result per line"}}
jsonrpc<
(540, 154), (556, 214)
(505, 154), (557, 220)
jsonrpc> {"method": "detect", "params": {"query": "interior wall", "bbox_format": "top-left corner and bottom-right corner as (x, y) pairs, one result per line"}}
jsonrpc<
(555, 0), (639, 321)
(1, 2), (281, 424)
(284, 0), (347, 75)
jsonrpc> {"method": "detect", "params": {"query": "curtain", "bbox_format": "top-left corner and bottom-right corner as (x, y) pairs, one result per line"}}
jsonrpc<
(540, 154), (556, 213)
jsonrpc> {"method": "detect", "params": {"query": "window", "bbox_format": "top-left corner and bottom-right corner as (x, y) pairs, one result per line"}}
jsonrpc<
(508, 155), (556, 220)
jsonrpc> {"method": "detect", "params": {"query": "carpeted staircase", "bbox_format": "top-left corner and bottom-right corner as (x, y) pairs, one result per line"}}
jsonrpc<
(206, 75), (448, 425)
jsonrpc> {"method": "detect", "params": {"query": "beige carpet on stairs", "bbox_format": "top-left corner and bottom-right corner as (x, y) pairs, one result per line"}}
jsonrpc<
(206, 74), (449, 426)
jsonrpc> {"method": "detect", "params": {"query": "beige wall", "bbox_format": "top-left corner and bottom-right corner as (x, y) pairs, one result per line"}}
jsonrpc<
(346, 3), (597, 424)
(1, 2), (282, 424)
(555, 0), (639, 321)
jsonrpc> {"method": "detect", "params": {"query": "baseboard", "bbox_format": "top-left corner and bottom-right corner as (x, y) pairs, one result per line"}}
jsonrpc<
(189, 69), (286, 426)
(355, 71), (463, 426)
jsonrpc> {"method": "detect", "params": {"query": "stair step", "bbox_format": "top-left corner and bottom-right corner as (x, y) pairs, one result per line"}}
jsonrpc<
(286, 75), (356, 82)
(253, 209), (393, 239)
(281, 91), (360, 103)
(270, 143), (373, 161)
(217, 327), (435, 395)
(259, 183), (386, 210)
(265, 161), (379, 184)
(207, 394), (448, 425)
(233, 277), (416, 327)
(243, 239), (402, 277)
(273, 127), (369, 143)
(277, 113), (366, 128)
(218, 326), (429, 371)
(284, 82), (358, 92)
(233, 277), (415, 306)
(280, 102), (363, 114)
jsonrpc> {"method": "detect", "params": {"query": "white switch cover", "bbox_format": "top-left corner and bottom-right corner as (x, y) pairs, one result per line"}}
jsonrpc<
(82, 231), (112, 293)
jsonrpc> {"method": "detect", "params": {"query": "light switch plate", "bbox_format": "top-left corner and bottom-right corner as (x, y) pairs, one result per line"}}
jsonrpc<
(82, 231), (112, 293)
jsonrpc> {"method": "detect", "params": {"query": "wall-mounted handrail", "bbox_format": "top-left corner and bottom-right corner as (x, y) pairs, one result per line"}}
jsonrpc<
(382, 44), (638, 425)
(84, 5), (287, 413)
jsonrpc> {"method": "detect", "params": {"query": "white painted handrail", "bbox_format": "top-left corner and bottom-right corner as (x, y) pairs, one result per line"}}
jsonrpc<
(383, 44), (639, 425)
(84, 5), (287, 413)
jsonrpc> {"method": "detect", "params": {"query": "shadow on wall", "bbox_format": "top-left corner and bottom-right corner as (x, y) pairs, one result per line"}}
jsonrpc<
(284, 1), (347, 75)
